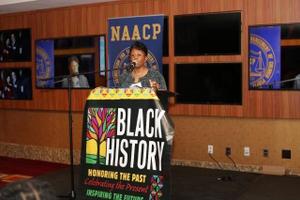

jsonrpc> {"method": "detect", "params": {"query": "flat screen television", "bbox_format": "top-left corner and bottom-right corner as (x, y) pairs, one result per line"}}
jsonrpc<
(0, 68), (32, 100)
(53, 54), (95, 88)
(249, 23), (300, 90)
(0, 28), (31, 62)
(174, 12), (241, 56)
(175, 63), (242, 105)
(281, 46), (300, 89)
(36, 35), (106, 89)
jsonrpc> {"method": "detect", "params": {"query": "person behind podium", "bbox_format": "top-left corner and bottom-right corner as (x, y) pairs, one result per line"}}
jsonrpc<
(293, 74), (300, 89)
(61, 56), (90, 88)
(119, 41), (167, 90)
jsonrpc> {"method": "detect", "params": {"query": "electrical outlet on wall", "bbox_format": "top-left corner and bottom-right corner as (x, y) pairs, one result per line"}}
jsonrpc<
(263, 149), (269, 157)
(208, 145), (213, 154)
(225, 147), (231, 156)
(244, 146), (250, 156)
(282, 149), (291, 159)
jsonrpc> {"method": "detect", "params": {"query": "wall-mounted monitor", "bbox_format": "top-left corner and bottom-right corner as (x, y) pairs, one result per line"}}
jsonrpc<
(36, 35), (106, 89)
(0, 68), (32, 100)
(249, 23), (300, 90)
(174, 12), (241, 56)
(175, 63), (242, 105)
(0, 28), (31, 62)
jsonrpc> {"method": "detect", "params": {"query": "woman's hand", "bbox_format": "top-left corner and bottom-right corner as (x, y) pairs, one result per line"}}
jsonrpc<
(149, 79), (160, 90)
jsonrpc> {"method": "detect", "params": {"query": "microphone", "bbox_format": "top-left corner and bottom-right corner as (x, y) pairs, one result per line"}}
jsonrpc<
(125, 61), (136, 72)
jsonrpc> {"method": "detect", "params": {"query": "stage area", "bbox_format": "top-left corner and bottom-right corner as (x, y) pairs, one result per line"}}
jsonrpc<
(35, 165), (300, 200)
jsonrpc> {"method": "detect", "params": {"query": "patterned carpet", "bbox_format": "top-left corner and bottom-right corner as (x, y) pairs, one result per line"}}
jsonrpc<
(0, 156), (68, 188)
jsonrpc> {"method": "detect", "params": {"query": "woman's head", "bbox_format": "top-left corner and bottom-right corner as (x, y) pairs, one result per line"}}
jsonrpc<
(6, 75), (11, 83)
(129, 41), (148, 56)
(0, 179), (57, 200)
(0, 71), (4, 80)
(68, 56), (79, 74)
(129, 41), (148, 68)
(11, 71), (17, 83)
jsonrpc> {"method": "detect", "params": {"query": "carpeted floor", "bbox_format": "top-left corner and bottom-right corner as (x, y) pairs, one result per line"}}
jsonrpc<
(0, 156), (68, 188)
(35, 165), (300, 200)
(1, 157), (300, 200)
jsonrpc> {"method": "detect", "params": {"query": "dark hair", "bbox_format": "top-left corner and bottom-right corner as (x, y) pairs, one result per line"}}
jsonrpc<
(0, 179), (57, 200)
(129, 41), (148, 56)
(68, 56), (79, 65)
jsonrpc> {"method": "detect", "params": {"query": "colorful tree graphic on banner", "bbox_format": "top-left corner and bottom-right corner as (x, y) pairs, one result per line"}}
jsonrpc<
(86, 108), (116, 164)
(149, 175), (164, 200)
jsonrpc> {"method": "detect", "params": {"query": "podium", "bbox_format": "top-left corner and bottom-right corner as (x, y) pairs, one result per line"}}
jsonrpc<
(156, 90), (176, 112)
(78, 87), (174, 200)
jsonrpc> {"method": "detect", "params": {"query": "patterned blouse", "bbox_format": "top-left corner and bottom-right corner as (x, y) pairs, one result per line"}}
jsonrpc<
(119, 68), (167, 90)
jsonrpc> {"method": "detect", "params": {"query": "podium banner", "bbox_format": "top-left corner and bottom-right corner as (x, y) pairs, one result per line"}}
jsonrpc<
(79, 88), (173, 200)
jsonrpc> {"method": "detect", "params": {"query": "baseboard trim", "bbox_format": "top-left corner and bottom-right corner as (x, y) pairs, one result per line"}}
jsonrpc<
(1, 142), (299, 176)
(171, 159), (300, 176)
(0, 142), (80, 164)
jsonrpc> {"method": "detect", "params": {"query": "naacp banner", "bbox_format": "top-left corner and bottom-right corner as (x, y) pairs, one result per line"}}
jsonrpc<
(249, 26), (281, 89)
(78, 88), (173, 200)
(108, 15), (164, 87)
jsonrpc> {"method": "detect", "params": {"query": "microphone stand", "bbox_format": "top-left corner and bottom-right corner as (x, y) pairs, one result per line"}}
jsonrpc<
(253, 76), (300, 89)
(67, 75), (76, 199)
(272, 76), (300, 88)
(39, 73), (82, 200)
(54, 75), (75, 200)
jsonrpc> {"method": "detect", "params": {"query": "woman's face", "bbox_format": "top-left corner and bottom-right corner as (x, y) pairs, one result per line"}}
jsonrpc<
(6, 76), (11, 83)
(11, 72), (16, 82)
(130, 48), (147, 68)
(69, 60), (79, 74)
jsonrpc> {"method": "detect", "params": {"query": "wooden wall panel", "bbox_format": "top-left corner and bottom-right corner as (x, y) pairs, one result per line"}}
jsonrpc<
(169, 104), (244, 117)
(172, 116), (300, 170)
(0, 110), (83, 149)
(1, 0), (300, 173)
(171, 0), (243, 15)
(246, 0), (300, 25)
(0, 0), (300, 117)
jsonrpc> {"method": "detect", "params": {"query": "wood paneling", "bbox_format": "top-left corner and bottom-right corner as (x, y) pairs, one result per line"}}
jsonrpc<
(54, 48), (97, 55)
(172, 116), (300, 168)
(171, 0), (243, 15)
(246, 0), (300, 25)
(282, 39), (300, 46)
(0, 0), (300, 118)
(174, 55), (242, 64)
(0, 110), (83, 149)
(169, 104), (243, 117)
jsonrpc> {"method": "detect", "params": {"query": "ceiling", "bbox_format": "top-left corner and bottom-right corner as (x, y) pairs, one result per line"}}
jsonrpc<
(0, 0), (118, 14)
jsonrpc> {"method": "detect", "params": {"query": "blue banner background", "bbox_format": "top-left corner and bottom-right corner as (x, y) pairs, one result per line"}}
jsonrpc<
(108, 15), (164, 87)
(249, 26), (281, 89)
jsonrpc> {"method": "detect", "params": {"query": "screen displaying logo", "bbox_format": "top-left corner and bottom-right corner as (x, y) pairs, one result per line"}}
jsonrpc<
(249, 26), (281, 89)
